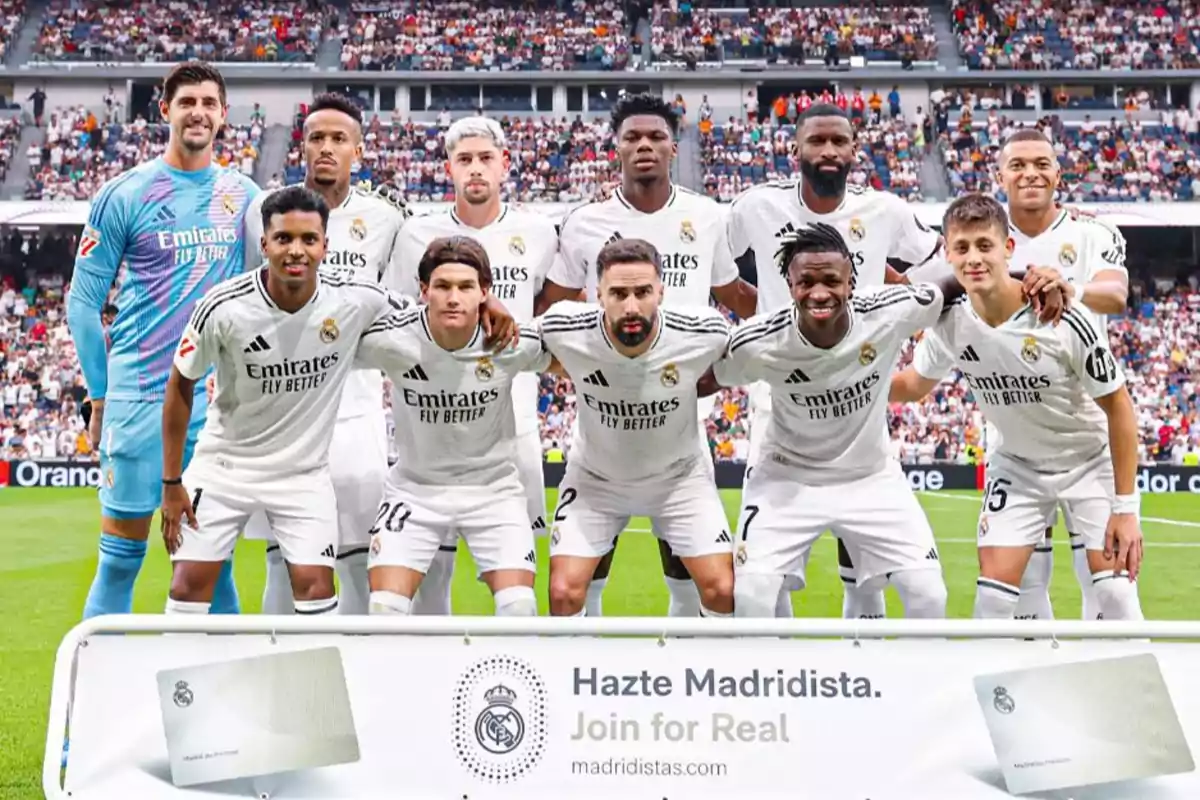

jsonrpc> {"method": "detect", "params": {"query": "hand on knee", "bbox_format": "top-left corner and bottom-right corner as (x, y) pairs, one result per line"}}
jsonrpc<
(889, 569), (947, 619)
(733, 573), (784, 618)
(493, 585), (537, 617)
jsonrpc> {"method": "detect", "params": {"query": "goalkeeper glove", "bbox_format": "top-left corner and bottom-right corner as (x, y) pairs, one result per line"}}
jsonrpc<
(371, 181), (413, 220)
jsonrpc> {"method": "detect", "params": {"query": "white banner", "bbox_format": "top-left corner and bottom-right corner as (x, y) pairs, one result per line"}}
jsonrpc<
(56, 631), (1200, 799)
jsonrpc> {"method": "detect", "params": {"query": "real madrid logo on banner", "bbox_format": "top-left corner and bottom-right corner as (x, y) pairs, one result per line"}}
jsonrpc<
(1020, 336), (1041, 363)
(475, 356), (495, 382)
(350, 217), (367, 241)
(509, 235), (526, 256)
(320, 318), (340, 344)
(848, 218), (866, 242)
(172, 680), (194, 708)
(680, 220), (696, 243)
(453, 655), (548, 783)
(661, 362), (680, 387)
(859, 342), (877, 365)
(221, 194), (236, 216)
(1059, 243), (1077, 268)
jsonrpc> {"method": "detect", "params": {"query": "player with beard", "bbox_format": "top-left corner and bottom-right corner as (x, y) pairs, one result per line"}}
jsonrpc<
(539, 92), (757, 619)
(725, 103), (941, 621)
(386, 117), (559, 615)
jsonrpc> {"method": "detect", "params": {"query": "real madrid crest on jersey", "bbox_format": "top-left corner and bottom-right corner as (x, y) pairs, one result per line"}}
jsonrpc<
(848, 217), (866, 242)
(350, 217), (367, 241)
(1059, 243), (1077, 268)
(1020, 336), (1040, 363)
(320, 318), (340, 344)
(859, 342), (877, 365)
(509, 235), (526, 256)
(680, 220), (696, 243)
(221, 194), (236, 216)
(475, 356), (495, 381)
(661, 362), (680, 387)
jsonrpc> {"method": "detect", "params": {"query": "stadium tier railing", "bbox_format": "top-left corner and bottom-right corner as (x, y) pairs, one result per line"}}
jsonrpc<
(45, 615), (1200, 799)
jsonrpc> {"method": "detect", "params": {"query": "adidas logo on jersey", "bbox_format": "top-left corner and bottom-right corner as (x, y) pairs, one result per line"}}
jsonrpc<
(320, 544), (336, 559)
(524, 550), (537, 565)
(604, 231), (623, 247)
(532, 516), (546, 530)
(243, 335), (271, 354)
(155, 206), (176, 224)
(581, 370), (609, 387)
(715, 530), (732, 544)
(960, 346), (981, 362)
(925, 548), (940, 562)
(401, 364), (429, 381)
(774, 222), (797, 239)
(784, 368), (810, 384)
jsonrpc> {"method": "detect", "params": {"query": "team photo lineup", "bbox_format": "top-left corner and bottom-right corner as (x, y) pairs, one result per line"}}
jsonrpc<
(48, 59), (1153, 630)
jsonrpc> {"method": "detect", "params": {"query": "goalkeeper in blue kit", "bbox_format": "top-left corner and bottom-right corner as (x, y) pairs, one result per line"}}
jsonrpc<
(66, 62), (260, 618)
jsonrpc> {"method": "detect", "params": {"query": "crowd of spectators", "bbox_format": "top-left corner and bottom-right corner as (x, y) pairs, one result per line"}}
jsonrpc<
(284, 110), (618, 203)
(0, 0), (24, 63)
(952, 0), (1200, 71)
(34, 0), (326, 63)
(337, 0), (630, 71)
(25, 106), (263, 201)
(941, 105), (1200, 201)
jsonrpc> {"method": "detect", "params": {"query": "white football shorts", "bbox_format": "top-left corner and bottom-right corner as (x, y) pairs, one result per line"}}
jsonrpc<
(734, 456), (940, 588)
(549, 455), (732, 560)
(979, 450), (1114, 551)
(172, 459), (337, 568)
(370, 474), (536, 577)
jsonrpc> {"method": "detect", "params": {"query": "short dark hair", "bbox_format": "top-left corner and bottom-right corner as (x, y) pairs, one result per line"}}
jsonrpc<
(774, 222), (853, 278)
(306, 92), (363, 128)
(999, 128), (1054, 164)
(261, 186), (330, 234)
(942, 193), (1010, 238)
(418, 235), (493, 288)
(797, 103), (849, 127)
(611, 92), (678, 137)
(163, 61), (227, 106)
(596, 238), (662, 279)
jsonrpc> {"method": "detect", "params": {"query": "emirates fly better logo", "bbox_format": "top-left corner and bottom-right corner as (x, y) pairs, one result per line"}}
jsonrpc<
(453, 655), (548, 783)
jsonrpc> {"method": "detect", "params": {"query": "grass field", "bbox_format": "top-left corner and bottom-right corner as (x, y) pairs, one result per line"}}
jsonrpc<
(2, 486), (1198, 797)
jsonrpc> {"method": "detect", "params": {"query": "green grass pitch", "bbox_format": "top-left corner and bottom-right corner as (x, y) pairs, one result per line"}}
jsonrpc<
(1, 486), (1197, 796)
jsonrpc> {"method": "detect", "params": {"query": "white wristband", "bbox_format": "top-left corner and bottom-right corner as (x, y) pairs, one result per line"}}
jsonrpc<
(1112, 494), (1140, 516)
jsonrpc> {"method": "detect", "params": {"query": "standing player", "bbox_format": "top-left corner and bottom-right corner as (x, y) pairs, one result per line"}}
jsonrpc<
(994, 129), (1131, 622)
(358, 237), (549, 617)
(891, 194), (1144, 620)
(66, 61), (258, 619)
(541, 239), (734, 618)
(703, 223), (950, 619)
(242, 93), (412, 616)
(540, 92), (757, 618)
(386, 116), (559, 615)
(724, 103), (942, 620)
(160, 187), (409, 615)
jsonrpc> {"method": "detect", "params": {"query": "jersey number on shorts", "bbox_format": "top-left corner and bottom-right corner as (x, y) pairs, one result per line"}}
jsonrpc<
(983, 478), (1012, 513)
(739, 504), (760, 541)
(553, 488), (578, 522)
(368, 502), (412, 535)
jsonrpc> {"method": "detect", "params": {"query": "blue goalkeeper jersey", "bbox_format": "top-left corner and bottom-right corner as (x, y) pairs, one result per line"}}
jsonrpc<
(67, 158), (260, 402)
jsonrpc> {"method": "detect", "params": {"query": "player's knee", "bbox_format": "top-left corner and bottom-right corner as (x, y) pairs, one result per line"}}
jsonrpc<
(1091, 571), (1144, 621)
(695, 570), (734, 614)
(733, 573), (784, 618)
(549, 572), (587, 616)
(169, 563), (219, 602)
(890, 569), (947, 619)
(289, 566), (336, 602)
(494, 586), (538, 617)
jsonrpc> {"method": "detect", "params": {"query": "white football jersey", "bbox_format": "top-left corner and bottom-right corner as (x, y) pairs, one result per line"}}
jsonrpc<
(174, 268), (408, 475)
(727, 179), (941, 314)
(387, 203), (558, 435)
(913, 301), (1124, 473)
(714, 284), (944, 485)
(1009, 208), (1128, 331)
(244, 184), (407, 420)
(539, 300), (730, 482)
(548, 185), (739, 304)
(354, 308), (550, 486)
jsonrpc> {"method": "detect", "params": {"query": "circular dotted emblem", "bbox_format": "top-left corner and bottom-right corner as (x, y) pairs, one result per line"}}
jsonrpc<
(452, 655), (548, 783)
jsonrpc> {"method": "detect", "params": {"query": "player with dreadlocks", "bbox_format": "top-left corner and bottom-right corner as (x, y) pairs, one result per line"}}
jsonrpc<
(699, 221), (979, 618)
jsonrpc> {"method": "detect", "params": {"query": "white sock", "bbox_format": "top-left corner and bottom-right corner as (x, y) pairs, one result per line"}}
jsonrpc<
(1015, 537), (1055, 620)
(493, 585), (537, 616)
(1072, 534), (1102, 620)
(262, 546), (295, 614)
(369, 590), (412, 615)
(334, 550), (370, 616)
(165, 598), (211, 614)
(584, 578), (606, 617)
(293, 596), (339, 616)
(842, 577), (887, 620)
(411, 548), (454, 615)
(974, 577), (1020, 619)
(699, 604), (732, 618)
(890, 570), (948, 619)
(1091, 570), (1144, 621)
(665, 575), (701, 617)
(774, 587), (794, 618)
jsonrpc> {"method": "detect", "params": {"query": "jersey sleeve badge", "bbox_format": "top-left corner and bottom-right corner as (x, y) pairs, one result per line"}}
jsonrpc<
(661, 362), (680, 387)
(178, 334), (196, 357)
(320, 318), (340, 343)
(848, 218), (866, 242)
(1059, 243), (1077, 268)
(509, 235), (526, 256)
(78, 226), (101, 257)
(859, 342), (877, 365)
(475, 356), (495, 381)
(1021, 336), (1041, 364)
(350, 218), (367, 241)
(680, 220), (696, 243)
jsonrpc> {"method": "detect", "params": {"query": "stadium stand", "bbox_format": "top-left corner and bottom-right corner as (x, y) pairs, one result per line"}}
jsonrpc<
(34, 0), (326, 63)
(0, 0), (24, 62)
